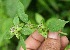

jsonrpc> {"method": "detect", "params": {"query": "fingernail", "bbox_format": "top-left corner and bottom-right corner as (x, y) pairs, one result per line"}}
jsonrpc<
(48, 32), (59, 39)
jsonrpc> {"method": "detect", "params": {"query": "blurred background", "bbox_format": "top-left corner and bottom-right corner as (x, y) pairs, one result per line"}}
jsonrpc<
(0, 0), (70, 50)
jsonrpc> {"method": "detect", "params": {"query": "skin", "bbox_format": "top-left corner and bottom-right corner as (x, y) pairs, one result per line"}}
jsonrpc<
(38, 32), (61, 50)
(20, 31), (69, 50)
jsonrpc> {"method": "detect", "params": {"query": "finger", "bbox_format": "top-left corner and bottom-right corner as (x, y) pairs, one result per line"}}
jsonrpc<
(60, 36), (69, 50)
(38, 32), (61, 50)
(20, 31), (45, 50)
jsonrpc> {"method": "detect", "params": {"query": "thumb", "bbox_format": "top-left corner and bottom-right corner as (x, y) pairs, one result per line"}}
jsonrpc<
(38, 32), (61, 50)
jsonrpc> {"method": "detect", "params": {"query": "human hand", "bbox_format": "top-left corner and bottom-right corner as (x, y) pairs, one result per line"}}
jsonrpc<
(20, 31), (69, 50)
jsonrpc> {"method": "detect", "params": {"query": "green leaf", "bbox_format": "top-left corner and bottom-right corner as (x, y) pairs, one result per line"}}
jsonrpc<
(20, 36), (26, 50)
(17, 41), (21, 50)
(0, 18), (13, 44)
(20, 0), (32, 10)
(48, 0), (59, 11)
(21, 27), (34, 35)
(46, 18), (69, 32)
(13, 16), (19, 25)
(5, 0), (28, 23)
(17, 1), (28, 23)
(35, 13), (44, 24)
(5, 0), (17, 18)
(2, 18), (14, 39)
(38, 0), (54, 14)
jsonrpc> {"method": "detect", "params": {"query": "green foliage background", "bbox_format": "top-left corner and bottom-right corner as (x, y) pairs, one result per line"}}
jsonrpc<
(0, 0), (70, 50)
